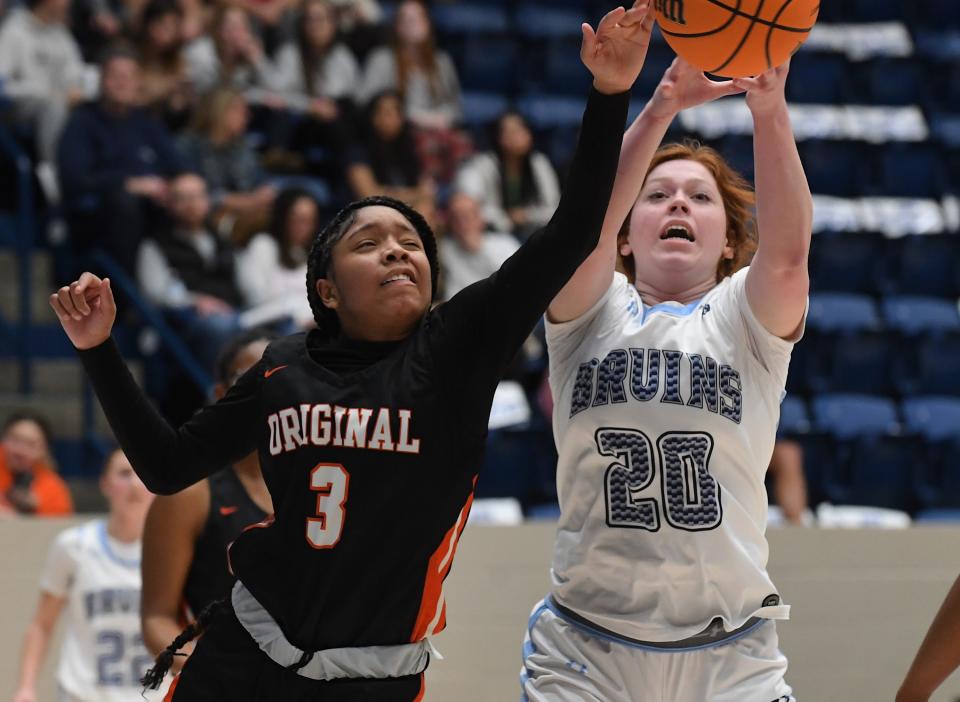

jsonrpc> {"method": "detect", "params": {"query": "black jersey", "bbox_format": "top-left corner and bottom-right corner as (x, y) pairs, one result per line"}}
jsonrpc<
(80, 88), (628, 653)
(183, 467), (268, 616)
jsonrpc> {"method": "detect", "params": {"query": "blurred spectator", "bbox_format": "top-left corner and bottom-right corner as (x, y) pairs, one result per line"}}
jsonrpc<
(456, 111), (560, 240)
(58, 45), (182, 275)
(236, 187), (318, 328)
(137, 172), (244, 370)
(69, 0), (126, 62)
(0, 0), (86, 166)
(270, 0), (358, 174)
(440, 191), (518, 299)
(331, 0), (385, 63)
(0, 411), (73, 517)
(347, 90), (436, 224)
(225, 0), (295, 55)
(138, 0), (193, 129)
(177, 87), (275, 242)
(184, 5), (272, 100)
(359, 0), (470, 183)
(768, 438), (810, 526)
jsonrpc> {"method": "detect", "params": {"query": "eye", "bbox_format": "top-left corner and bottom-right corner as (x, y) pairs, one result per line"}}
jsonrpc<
(646, 191), (667, 201)
(692, 192), (711, 202)
(403, 239), (422, 249)
(355, 239), (376, 249)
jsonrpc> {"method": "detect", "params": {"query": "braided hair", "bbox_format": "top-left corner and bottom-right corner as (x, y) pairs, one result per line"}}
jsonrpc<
(305, 196), (439, 334)
(141, 599), (227, 689)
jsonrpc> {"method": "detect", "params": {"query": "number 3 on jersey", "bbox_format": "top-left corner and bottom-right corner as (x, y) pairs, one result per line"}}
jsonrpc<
(306, 463), (350, 548)
(598, 429), (722, 532)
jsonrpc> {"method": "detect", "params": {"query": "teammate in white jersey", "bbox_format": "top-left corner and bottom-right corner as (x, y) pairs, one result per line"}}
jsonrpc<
(522, 55), (812, 702)
(12, 449), (168, 702)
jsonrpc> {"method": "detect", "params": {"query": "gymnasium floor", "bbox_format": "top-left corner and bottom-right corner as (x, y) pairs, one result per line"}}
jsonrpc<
(3, 519), (960, 701)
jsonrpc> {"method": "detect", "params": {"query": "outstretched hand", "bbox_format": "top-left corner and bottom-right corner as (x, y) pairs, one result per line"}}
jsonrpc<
(581, 1), (656, 95)
(732, 60), (790, 117)
(49, 272), (117, 350)
(647, 57), (746, 120)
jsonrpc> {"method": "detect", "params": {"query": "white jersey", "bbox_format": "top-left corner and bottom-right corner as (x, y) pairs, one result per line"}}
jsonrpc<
(546, 269), (800, 642)
(40, 519), (168, 702)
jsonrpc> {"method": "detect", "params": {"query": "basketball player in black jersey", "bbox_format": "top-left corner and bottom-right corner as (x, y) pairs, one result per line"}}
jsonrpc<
(49, 4), (655, 700)
(141, 330), (273, 675)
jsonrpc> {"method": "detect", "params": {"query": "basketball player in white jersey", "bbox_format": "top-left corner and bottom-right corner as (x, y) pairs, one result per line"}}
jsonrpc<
(12, 449), (169, 702)
(521, 55), (811, 702)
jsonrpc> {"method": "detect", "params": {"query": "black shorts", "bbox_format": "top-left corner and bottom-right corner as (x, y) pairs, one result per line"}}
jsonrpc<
(165, 604), (425, 701)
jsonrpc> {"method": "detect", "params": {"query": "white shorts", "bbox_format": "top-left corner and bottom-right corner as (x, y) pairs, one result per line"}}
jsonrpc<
(521, 599), (794, 702)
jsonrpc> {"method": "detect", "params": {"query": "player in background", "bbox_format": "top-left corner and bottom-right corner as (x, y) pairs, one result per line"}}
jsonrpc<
(48, 5), (652, 700)
(522, 56), (811, 700)
(897, 573), (960, 702)
(12, 449), (165, 702)
(141, 329), (273, 674)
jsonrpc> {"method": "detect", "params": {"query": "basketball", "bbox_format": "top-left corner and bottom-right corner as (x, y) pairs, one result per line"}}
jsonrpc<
(654, 0), (820, 78)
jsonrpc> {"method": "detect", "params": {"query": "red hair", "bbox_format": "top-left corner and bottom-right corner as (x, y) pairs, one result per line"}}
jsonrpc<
(618, 140), (757, 283)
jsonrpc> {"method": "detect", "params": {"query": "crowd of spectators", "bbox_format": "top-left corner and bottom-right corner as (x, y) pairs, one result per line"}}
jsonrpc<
(0, 0), (569, 370)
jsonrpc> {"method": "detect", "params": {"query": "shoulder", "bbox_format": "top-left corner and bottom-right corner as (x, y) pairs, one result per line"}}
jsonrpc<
(263, 332), (308, 364)
(330, 43), (359, 66)
(365, 46), (393, 67)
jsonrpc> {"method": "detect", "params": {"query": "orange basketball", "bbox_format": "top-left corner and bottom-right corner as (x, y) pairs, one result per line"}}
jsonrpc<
(653, 0), (820, 78)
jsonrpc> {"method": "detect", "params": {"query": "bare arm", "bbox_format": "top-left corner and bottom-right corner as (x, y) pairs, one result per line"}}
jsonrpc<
(548, 57), (744, 323)
(897, 574), (960, 702)
(12, 593), (65, 702)
(141, 482), (209, 671)
(739, 62), (813, 339)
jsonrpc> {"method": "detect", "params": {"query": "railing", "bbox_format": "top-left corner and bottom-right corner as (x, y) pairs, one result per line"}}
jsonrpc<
(0, 124), (35, 393)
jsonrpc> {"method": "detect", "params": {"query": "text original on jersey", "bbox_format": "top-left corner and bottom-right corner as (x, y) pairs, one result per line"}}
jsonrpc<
(266, 405), (422, 455)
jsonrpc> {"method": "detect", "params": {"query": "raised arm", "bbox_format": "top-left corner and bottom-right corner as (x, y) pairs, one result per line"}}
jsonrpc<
(12, 593), (65, 702)
(49, 274), (260, 494)
(549, 57), (745, 322)
(897, 573), (960, 702)
(738, 61), (812, 339)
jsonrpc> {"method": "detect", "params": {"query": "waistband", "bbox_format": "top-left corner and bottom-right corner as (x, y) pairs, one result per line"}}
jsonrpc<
(231, 581), (432, 681)
(546, 595), (765, 652)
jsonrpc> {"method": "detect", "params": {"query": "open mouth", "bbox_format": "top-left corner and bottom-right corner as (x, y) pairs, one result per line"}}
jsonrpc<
(660, 225), (695, 242)
(381, 272), (416, 286)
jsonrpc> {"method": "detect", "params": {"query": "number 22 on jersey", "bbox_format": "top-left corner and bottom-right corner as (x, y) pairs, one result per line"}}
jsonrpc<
(598, 429), (722, 532)
(306, 463), (350, 548)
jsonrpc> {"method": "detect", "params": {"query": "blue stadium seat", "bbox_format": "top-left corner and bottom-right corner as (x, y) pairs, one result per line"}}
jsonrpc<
(513, 4), (584, 39)
(717, 135), (755, 183)
(901, 396), (960, 442)
(909, 332), (960, 396)
(809, 231), (885, 295)
(826, 435), (918, 511)
(914, 439), (960, 510)
(847, 0), (903, 22)
(811, 393), (900, 440)
(811, 330), (899, 396)
(476, 428), (535, 500)
(869, 144), (947, 199)
(889, 235), (960, 297)
(786, 53), (850, 104)
(799, 139), (865, 197)
(431, 4), (509, 36)
(516, 94), (585, 130)
(855, 59), (928, 106)
(778, 395), (810, 436)
(806, 292), (880, 333)
(882, 296), (960, 337)
(457, 37), (520, 93)
(912, 0), (960, 29)
(914, 509), (960, 523)
(459, 92), (510, 129)
(542, 41), (592, 95)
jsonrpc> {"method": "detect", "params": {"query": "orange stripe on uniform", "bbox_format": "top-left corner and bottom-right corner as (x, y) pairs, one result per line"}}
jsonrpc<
(410, 479), (477, 642)
(226, 513), (275, 576)
(163, 673), (181, 702)
(412, 672), (426, 701)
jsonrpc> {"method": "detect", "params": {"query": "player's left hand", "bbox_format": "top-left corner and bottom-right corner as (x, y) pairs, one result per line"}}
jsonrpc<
(732, 60), (790, 117)
(581, 1), (656, 95)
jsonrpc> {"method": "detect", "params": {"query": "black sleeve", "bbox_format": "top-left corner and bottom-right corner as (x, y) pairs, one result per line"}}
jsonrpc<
(431, 88), (629, 380)
(77, 338), (262, 494)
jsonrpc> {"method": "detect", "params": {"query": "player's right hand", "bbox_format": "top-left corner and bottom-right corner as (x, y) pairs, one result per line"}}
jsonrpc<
(647, 57), (746, 121)
(49, 272), (117, 350)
